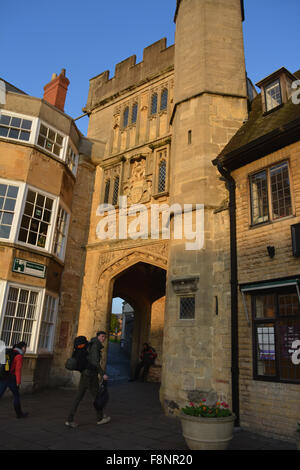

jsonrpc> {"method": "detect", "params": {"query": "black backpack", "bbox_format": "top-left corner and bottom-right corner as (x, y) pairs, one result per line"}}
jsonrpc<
(0, 348), (19, 380)
(65, 336), (90, 372)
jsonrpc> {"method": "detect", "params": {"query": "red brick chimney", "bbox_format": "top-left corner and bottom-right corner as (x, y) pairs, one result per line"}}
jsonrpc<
(43, 69), (70, 112)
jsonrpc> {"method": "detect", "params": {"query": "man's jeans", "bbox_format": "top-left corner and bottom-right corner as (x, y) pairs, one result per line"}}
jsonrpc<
(67, 372), (103, 422)
(0, 375), (21, 414)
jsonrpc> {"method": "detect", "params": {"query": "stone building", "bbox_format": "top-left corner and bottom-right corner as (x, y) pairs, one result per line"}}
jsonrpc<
(0, 0), (299, 441)
(214, 66), (300, 439)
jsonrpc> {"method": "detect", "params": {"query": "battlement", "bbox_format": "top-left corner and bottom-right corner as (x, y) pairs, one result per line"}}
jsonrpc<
(84, 38), (174, 112)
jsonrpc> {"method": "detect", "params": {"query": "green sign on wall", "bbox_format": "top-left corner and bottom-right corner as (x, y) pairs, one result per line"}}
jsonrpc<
(12, 258), (46, 279)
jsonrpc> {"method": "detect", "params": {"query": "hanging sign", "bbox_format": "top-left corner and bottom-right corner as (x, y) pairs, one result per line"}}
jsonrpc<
(12, 258), (46, 279)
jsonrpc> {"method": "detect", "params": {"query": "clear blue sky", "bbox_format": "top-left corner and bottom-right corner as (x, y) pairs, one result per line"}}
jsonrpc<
(2, 0), (299, 137)
(2, 0), (299, 314)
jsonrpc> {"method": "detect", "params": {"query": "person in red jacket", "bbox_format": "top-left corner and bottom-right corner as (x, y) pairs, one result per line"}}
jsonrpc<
(129, 343), (157, 382)
(0, 341), (28, 419)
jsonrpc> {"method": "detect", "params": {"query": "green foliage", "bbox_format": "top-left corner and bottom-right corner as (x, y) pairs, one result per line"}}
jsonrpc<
(182, 400), (232, 418)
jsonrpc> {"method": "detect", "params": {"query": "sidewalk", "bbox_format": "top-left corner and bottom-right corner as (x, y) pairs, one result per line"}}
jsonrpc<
(0, 380), (297, 451)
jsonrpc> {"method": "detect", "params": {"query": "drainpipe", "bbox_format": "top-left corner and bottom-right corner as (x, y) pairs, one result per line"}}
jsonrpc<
(215, 161), (240, 427)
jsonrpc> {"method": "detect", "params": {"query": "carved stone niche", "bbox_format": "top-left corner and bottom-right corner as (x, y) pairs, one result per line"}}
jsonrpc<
(171, 276), (199, 294)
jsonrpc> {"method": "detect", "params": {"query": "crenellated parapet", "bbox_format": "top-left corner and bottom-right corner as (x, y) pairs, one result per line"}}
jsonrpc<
(84, 38), (174, 113)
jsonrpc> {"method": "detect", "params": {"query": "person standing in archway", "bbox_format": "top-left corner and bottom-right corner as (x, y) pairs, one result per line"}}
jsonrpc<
(65, 331), (110, 427)
(129, 343), (157, 382)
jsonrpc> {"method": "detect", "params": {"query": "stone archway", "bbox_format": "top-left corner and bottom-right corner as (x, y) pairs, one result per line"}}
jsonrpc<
(77, 246), (168, 378)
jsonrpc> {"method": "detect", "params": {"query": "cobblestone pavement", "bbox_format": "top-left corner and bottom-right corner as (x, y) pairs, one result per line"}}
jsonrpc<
(0, 344), (297, 451)
(0, 381), (297, 451)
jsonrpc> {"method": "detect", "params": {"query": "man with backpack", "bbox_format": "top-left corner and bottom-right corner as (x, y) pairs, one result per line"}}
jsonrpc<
(65, 331), (110, 428)
(0, 341), (28, 419)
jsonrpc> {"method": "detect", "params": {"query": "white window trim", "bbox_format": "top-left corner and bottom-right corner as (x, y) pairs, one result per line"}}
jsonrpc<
(37, 291), (59, 354)
(66, 139), (79, 176)
(0, 178), (26, 243)
(16, 184), (59, 254)
(52, 200), (70, 262)
(0, 281), (44, 354)
(0, 110), (39, 146)
(34, 119), (68, 162)
(0, 282), (59, 354)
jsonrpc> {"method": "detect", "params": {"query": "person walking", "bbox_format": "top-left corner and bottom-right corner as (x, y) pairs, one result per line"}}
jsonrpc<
(129, 343), (157, 382)
(65, 331), (110, 428)
(0, 341), (28, 419)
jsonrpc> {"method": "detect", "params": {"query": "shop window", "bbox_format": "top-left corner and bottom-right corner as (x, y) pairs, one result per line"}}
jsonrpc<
(252, 289), (300, 383)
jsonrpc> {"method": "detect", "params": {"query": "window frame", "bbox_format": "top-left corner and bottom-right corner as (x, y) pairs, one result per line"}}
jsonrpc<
(249, 160), (293, 227)
(264, 79), (282, 113)
(65, 140), (79, 176)
(152, 146), (169, 198)
(0, 281), (58, 354)
(0, 178), (26, 243)
(16, 185), (59, 254)
(0, 111), (39, 145)
(251, 286), (300, 384)
(35, 119), (67, 161)
(52, 202), (70, 261)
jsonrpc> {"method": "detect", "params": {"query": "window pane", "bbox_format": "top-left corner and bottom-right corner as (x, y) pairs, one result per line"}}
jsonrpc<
(180, 296), (195, 319)
(123, 107), (129, 128)
(8, 128), (19, 139)
(160, 88), (168, 111)
(266, 80), (282, 111)
(270, 162), (292, 220)
(0, 114), (11, 125)
(255, 324), (276, 376)
(131, 103), (138, 124)
(104, 180), (110, 204)
(250, 171), (269, 224)
(0, 126), (9, 137)
(158, 160), (166, 193)
(11, 117), (21, 128)
(151, 93), (158, 115)
(0, 184), (19, 240)
(279, 293), (300, 317)
(254, 294), (276, 319)
(112, 176), (119, 206)
(21, 119), (32, 130)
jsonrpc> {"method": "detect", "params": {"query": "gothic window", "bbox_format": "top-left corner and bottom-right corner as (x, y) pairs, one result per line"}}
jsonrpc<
(112, 176), (120, 206)
(104, 179), (111, 204)
(123, 107), (129, 128)
(151, 93), (158, 115)
(131, 103), (138, 124)
(156, 148), (168, 195)
(160, 88), (168, 111)
(158, 159), (166, 193)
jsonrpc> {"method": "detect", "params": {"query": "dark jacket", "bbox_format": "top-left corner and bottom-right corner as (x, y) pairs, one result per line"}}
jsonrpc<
(84, 337), (104, 377)
(140, 346), (157, 364)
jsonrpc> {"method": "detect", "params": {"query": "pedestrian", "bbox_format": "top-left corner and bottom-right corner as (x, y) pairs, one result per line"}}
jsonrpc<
(0, 341), (28, 419)
(129, 343), (157, 382)
(65, 331), (110, 428)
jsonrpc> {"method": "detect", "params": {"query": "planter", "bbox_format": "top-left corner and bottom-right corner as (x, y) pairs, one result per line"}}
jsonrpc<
(180, 412), (235, 450)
